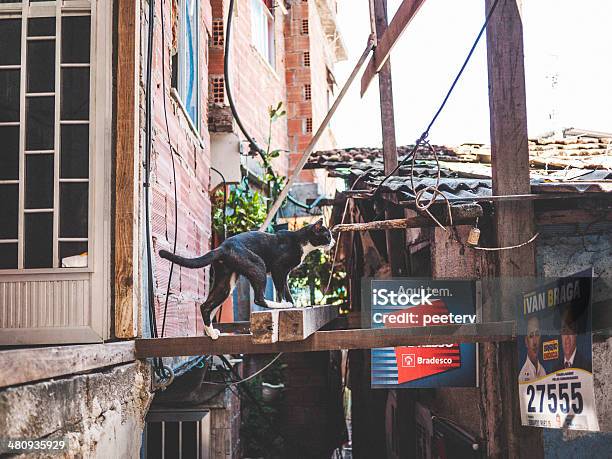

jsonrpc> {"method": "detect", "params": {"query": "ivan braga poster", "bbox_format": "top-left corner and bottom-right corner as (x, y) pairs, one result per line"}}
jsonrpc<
(369, 279), (478, 388)
(517, 268), (599, 431)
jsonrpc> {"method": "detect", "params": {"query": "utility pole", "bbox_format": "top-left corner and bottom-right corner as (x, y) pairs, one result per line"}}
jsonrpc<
(372, 0), (407, 277)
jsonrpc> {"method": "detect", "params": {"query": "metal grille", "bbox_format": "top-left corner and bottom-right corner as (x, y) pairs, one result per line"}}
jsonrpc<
(144, 409), (211, 459)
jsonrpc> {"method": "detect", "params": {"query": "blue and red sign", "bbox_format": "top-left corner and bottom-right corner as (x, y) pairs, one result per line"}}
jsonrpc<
(369, 279), (478, 388)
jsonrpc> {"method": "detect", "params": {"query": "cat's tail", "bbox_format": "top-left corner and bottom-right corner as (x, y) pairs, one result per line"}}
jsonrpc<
(158, 249), (220, 269)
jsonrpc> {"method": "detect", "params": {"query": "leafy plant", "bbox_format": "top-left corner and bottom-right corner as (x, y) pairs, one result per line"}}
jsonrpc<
(212, 102), (287, 237)
(289, 248), (348, 308)
(213, 178), (268, 236)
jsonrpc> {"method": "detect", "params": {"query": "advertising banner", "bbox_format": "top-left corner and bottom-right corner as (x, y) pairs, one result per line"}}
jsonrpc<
(369, 279), (478, 388)
(517, 269), (599, 431)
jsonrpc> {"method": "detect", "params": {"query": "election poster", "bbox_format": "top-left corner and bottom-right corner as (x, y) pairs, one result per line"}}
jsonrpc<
(517, 268), (599, 431)
(369, 279), (478, 388)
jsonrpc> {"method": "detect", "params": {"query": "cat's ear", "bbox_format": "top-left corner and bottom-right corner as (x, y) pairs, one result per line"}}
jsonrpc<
(312, 218), (324, 229)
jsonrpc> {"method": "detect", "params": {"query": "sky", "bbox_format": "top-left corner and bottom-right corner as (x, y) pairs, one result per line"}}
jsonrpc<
(332, 0), (612, 148)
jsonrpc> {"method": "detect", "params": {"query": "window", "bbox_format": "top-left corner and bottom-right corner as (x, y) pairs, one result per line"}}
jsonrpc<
(303, 51), (310, 67)
(251, 0), (275, 67)
(0, 0), (112, 344)
(172, 0), (200, 126)
(144, 409), (211, 459)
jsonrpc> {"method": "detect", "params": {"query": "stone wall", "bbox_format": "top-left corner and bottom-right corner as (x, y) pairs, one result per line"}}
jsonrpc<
(0, 363), (152, 458)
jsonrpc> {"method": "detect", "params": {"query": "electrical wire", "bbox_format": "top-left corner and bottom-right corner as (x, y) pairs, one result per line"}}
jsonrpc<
(371, 0), (502, 197)
(160, 0), (179, 340)
(202, 352), (284, 386)
(224, 0), (321, 214)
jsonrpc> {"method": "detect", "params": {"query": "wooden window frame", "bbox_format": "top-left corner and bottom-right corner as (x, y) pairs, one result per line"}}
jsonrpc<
(175, 0), (201, 129)
(0, 0), (113, 344)
(250, 0), (276, 68)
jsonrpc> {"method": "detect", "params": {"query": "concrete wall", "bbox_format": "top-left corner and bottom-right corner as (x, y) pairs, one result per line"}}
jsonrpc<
(0, 363), (152, 458)
(536, 222), (612, 456)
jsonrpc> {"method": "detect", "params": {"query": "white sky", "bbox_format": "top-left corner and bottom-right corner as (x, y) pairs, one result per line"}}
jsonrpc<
(332, 0), (612, 148)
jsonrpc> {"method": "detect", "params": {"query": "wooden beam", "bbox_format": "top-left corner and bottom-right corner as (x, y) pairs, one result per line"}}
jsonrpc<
(484, 1), (543, 457)
(135, 321), (516, 357)
(114, 0), (141, 338)
(250, 310), (280, 344)
(372, 0), (408, 276)
(250, 305), (340, 343)
(0, 342), (136, 388)
(333, 205), (483, 233)
(361, 0), (427, 96)
(279, 305), (339, 341)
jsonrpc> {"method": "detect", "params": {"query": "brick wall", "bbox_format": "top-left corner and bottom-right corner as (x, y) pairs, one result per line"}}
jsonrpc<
(141, 0), (213, 338)
(285, 0), (338, 184)
(209, 0), (290, 177)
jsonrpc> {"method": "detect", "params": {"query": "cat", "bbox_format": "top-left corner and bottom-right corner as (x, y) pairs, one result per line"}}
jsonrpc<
(159, 218), (334, 339)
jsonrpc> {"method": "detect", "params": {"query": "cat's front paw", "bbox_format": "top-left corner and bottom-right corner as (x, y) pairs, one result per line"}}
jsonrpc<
(209, 328), (220, 340)
(204, 326), (220, 340)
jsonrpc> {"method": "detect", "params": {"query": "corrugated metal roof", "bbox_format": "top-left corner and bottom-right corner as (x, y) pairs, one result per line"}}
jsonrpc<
(309, 134), (612, 201)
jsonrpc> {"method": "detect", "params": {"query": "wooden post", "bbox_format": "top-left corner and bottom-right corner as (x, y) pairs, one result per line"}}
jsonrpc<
(114, 0), (141, 338)
(373, 0), (407, 277)
(483, 0), (543, 457)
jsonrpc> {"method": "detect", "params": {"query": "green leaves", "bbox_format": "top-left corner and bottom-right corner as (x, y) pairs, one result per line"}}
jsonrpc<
(213, 178), (268, 236)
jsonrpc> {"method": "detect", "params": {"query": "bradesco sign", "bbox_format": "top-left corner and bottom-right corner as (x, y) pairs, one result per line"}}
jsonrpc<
(369, 280), (478, 388)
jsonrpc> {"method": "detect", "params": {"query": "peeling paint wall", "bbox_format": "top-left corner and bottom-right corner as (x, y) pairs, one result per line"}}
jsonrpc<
(536, 222), (612, 456)
(0, 363), (152, 458)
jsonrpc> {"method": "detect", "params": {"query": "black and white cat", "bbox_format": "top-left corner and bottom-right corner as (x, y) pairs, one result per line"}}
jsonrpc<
(159, 218), (334, 339)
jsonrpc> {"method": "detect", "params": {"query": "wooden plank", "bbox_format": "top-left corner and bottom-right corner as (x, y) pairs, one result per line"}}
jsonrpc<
(484, 1), (543, 457)
(114, 0), (140, 338)
(278, 305), (339, 341)
(536, 209), (612, 226)
(250, 310), (279, 344)
(333, 204), (483, 233)
(0, 341), (136, 388)
(217, 321), (251, 334)
(361, 0), (427, 96)
(135, 321), (516, 357)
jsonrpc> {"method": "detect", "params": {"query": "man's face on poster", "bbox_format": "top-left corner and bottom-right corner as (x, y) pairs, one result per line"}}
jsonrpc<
(525, 316), (541, 365)
(561, 329), (577, 359)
